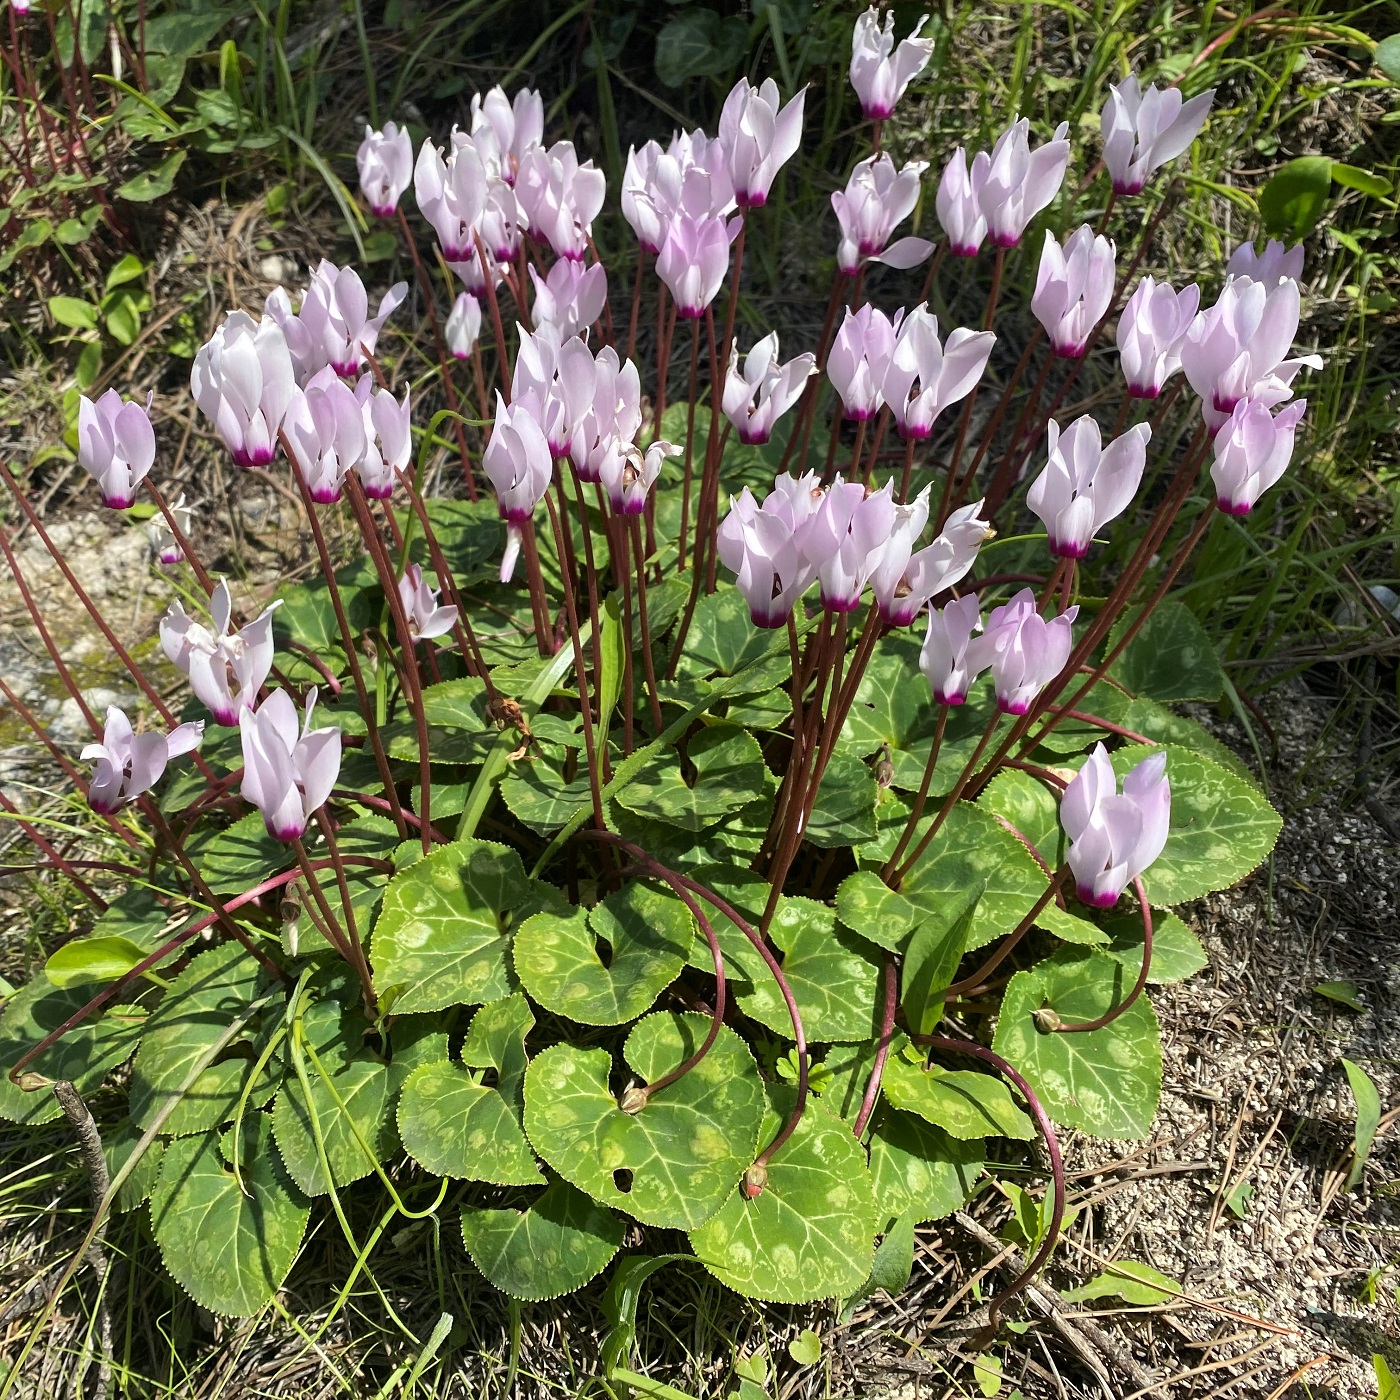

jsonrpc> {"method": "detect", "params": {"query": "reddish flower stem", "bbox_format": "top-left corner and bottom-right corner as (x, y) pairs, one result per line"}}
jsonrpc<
(917, 1035), (1065, 1325)
(398, 208), (478, 499)
(281, 432), (410, 843)
(0, 788), (105, 907)
(1, 467), (216, 783)
(542, 493), (606, 834)
(143, 478), (215, 596)
(346, 476), (432, 854)
(851, 959), (898, 1139)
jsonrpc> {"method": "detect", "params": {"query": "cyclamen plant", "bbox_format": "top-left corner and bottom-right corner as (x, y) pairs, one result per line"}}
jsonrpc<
(2, 4), (1301, 1345)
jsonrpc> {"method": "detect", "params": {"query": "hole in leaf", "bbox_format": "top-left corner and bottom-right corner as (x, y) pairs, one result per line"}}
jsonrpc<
(594, 936), (614, 969)
(613, 1168), (634, 1194)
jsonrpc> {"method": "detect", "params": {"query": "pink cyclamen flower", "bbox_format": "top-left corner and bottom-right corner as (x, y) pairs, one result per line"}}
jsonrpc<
(446, 292), (482, 359)
(239, 688), (342, 843)
(1181, 276), (1321, 416)
(357, 122), (413, 217)
(979, 117), (1071, 248)
(1225, 238), (1304, 288)
(622, 130), (734, 252)
(805, 477), (897, 613)
(1117, 275), (1200, 398)
(828, 304), (900, 421)
(832, 154), (933, 275)
(1061, 744), (1170, 908)
(354, 376), (410, 499)
(190, 311), (297, 468)
(477, 176), (524, 262)
(160, 579), (281, 727)
(849, 6), (935, 120)
(514, 321), (582, 457)
(1210, 396), (1307, 515)
(77, 389), (156, 508)
(271, 260), (408, 381)
(722, 332), (816, 445)
(599, 439), (680, 516)
(1027, 417), (1151, 559)
(399, 563), (458, 640)
(563, 345), (644, 482)
(936, 147), (991, 257)
(414, 136), (488, 261)
(515, 141), (606, 261)
(882, 307), (996, 440)
(718, 77), (805, 208)
(148, 493), (194, 565)
(282, 368), (367, 504)
(656, 212), (738, 319)
(920, 594), (984, 705)
(483, 392), (553, 581)
(716, 472), (825, 628)
(1032, 226), (1116, 358)
(529, 257), (607, 340)
(874, 498), (990, 627)
(967, 587), (1076, 714)
(83, 706), (203, 815)
(469, 86), (544, 182)
(1101, 76), (1214, 196)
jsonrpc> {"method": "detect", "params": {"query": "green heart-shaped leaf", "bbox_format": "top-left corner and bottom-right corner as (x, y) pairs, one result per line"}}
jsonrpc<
(372, 839), (559, 1014)
(688, 1091), (878, 1303)
(804, 751), (878, 848)
(1108, 601), (1223, 703)
(460, 1179), (624, 1301)
(524, 1012), (765, 1229)
(194, 812), (292, 897)
(978, 768), (1063, 869)
(834, 871), (921, 954)
(150, 1113), (310, 1317)
(501, 752), (597, 834)
(992, 949), (1162, 1139)
(1103, 909), (1206, 984)
(678, 582), (792, 683)
(859, 801), (1051, 952)
(512, 882), (693, 1026)
(0, 976), (147, 1127)
(1258, 154), (1332, 240)
(460, 992), (534, 1110)
(740, 897), (883, 1044)
(129, 943), (280, 1137)
(273, 1051), (390, 1197)
(614, 725), (775, 831)
(868, 1109), (983, 1225)
(399, 1060), (543, 1184)
(881, 1055), (1034, 1140)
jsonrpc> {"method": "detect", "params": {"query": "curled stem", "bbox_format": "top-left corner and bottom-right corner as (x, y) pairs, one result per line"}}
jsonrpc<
(578, 837), (727, 1104)
(942, 869), (1066, 999)
(917, 1035), (1065, 1329)
(1048, 877), (1152, 1033)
